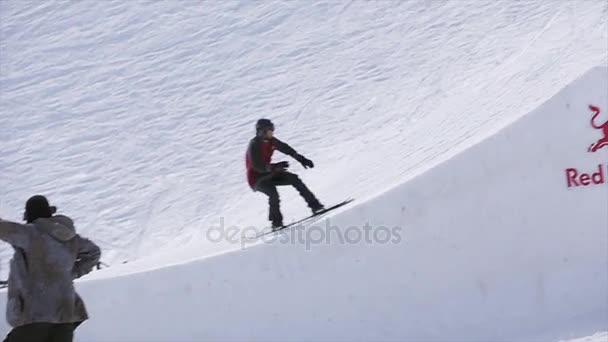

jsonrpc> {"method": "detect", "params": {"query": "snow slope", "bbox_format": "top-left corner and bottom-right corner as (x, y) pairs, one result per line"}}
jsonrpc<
(4, 67), (608, 341)
(1, 0), (607, 340)
(1, 0), (607, 269)
(564, 332), (608, 342)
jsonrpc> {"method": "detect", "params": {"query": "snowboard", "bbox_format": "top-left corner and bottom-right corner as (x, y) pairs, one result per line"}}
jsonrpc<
(249, 198), (354, 239)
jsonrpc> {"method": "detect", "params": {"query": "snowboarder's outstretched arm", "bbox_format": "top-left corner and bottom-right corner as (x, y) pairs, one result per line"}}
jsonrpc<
(273, 138), (297, 157)
(273, 138), (315, 169)
(0, 219), (29, 248)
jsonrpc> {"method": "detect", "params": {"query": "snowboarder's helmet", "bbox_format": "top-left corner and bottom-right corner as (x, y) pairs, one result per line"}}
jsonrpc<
(24, 195), (56, 223)
(256, 118), (274, 132)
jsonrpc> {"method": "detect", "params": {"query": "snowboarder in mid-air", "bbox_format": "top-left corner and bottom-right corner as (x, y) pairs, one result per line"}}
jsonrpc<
(246, 119), (324, 230)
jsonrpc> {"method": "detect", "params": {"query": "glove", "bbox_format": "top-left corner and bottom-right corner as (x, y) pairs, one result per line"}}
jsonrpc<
(272, 161), (290, 172)
(296, 154), (314, 169)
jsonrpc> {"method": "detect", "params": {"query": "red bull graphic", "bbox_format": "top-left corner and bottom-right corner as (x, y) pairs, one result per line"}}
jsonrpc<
(588, 105), (608, 152)
(564, 104), (608, 188)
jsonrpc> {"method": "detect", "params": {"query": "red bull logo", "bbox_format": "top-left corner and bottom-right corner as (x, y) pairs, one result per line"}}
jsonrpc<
(564, 104), (608, 188)
(588, 105), (608, 152)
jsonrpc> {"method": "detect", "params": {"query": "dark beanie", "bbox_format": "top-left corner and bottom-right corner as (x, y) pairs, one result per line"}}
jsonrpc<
(24, 195), (55, 223)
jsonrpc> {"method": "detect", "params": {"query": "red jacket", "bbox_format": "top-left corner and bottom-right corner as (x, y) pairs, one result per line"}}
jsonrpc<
(245, 136), (297, 189)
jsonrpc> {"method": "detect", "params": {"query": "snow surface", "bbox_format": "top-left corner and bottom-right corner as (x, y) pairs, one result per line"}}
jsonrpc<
(563, 332), (608, 342)
(21, 65), (606, 341)
(0, 0), (607, 341)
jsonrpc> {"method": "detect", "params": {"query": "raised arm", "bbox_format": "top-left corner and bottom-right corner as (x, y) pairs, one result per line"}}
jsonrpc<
(273, 138), (297, 157)
(274, 138), (315, 169)
(0, 219), (29, 248)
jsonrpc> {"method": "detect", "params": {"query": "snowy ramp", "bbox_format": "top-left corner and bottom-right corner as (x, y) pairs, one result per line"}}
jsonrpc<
(19, 66), (604, 341)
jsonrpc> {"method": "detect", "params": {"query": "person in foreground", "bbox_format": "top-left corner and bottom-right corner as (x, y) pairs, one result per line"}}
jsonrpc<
(0, 195), (101, 342)
(246, 118), (324, 230)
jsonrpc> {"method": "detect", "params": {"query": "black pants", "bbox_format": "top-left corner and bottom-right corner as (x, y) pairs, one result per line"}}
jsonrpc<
(256, 171), (321, 226)
(4, 323), (77, 342)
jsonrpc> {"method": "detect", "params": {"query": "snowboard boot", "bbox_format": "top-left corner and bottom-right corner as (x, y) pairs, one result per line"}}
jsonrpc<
(311, 203), (325, 215)
(271, 221), (284, 231)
